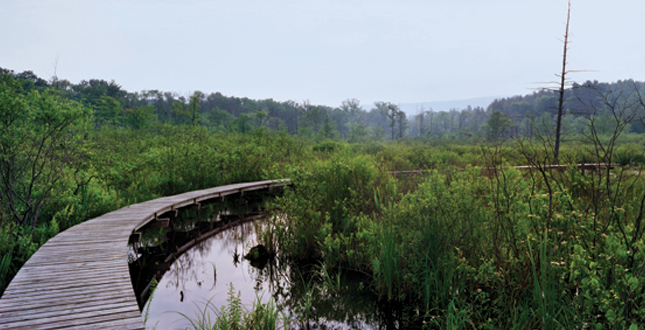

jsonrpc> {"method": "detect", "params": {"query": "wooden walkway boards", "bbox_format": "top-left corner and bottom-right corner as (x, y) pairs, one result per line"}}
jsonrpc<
(0, 179), (289, 330)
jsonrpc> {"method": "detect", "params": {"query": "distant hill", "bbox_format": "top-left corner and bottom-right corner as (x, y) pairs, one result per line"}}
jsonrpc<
(396, 96), (505, 115)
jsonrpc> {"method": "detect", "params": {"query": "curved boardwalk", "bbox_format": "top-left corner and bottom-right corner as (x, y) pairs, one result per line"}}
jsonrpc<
(0, 179), (289, 329)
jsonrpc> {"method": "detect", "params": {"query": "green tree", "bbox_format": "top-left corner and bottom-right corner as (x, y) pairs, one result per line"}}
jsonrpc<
(254, 110), (268, 128)
(386, 103), (401, 140)
(96, 95), (122, 128)
(0, 74), (91, 229)
(372, 126), (385, 141)
(396, 109), (407, 139)
(125, 105), (156, 130)
(171, 93), (201, 126)
(340, 98), (362, 128)
(371, 102), (390, 134)
(348, 122), (369, 143)
(486, 110), (512, 141)
(340, 98), (361, 114)
(188, 91), (204, 125)
(236, 113), (253, 134)
(172, 91), (204, 125)
(523, 113), (536, 138)
(171, 100), (188, 124)
(204, 106), (235, 132)
(415, 110), (426, 137)
(321, 113), (336, 139)
(302, 101), (323, 133)
(535, 94), (557, 115)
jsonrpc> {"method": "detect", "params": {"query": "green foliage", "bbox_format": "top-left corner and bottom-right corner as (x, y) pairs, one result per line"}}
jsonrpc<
(259, 141), (645, 328)
(486, 110), (512, 141)
(125, 104), (156, 129)
(95, 95), (122, 127)
(348, 122), (369, 143)
(320, 113), (337, 140)
(0, 117), (310, 295)
(4, 67), (645, 329)
(267, 152), (394, 266)
(172, 92), (204, 126)
(0, 73), (91, 229)
(312, 140), (343, 153)
(180, 283), (287, 330)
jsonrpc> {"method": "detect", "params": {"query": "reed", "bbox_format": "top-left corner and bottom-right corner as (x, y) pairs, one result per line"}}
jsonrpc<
(372, 189), (401, 302)
(444, 299), (471, 330)
(180, 283), (288, 330)
(371, 224), (399, 302)
(528, 232), (555, 329)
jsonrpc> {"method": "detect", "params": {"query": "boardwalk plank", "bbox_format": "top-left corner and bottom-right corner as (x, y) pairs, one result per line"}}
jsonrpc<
(0, 296), (133, 316)
(0, 292), (137, 312)
(1, 282), (133, 299)
(1, 276), (132, 295)
(0, 301), (138, 324)
(0, 179), (288, 329)
(3, 309), (142, 329)
(8, 266), (127, 284)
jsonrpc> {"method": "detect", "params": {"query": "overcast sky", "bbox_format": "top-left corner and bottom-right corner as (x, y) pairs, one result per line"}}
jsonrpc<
(2, 1), (644, 108)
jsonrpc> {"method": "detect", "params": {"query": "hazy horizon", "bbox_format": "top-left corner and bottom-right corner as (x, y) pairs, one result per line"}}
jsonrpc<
(3, 1), (644, 109)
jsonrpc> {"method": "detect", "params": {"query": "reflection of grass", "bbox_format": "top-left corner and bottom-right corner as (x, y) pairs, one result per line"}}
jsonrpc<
(279, 262), (380, 329)
(319, 262), (342, 293)
(180, 282), (288, 330)
(297, 274), (314, 329)
(143, 279), (158, 327)
(209, 262), (217, 290)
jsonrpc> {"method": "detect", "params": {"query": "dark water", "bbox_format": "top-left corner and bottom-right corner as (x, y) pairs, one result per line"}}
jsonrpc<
(129, 197), (388, 330)
(141, 220), (274, 329)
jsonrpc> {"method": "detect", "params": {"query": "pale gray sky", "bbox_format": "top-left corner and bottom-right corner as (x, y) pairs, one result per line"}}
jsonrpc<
(2, 1), (644, 108)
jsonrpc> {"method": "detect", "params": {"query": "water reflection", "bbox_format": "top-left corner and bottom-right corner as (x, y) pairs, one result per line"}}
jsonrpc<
(129, 195), (388, 329)
(133, 218), (271, 329)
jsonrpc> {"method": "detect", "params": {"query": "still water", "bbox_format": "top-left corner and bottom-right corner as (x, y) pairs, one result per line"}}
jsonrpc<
(130, 209), (384, 330)
(142, 220), (277, 329)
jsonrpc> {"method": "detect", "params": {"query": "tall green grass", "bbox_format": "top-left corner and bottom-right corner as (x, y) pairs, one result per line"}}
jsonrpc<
(261, 144), (645, 327)
(3, 120), (645, 329)
(0, 128), (310, 295)
(180, 283), (287, 330)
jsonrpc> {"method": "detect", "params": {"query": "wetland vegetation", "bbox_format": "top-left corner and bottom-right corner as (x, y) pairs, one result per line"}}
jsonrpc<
(2, 68), (645, 328)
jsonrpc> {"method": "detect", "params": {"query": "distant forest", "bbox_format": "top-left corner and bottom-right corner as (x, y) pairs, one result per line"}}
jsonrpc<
(3, 67), (645, 141)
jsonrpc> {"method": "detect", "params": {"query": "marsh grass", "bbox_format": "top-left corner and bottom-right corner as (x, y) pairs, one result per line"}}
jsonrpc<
(3, 111), (645, 328)
(372, 224), (399, 302)
(429, 299), (472, 330)
(263, 144), (645, 328)
(372, 189), (403, 303)
(527, 231), (565, 329)
(180, 283), (287, 330)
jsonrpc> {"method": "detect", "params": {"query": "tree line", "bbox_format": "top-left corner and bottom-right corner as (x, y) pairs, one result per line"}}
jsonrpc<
(2, 67), (645, 144)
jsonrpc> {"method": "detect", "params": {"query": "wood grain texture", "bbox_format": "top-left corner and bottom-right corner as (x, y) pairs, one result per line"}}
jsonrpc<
(0, 179), (289, 329)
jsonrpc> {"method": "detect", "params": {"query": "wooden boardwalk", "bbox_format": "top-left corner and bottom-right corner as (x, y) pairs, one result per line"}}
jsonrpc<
(0, 179), (289, 330)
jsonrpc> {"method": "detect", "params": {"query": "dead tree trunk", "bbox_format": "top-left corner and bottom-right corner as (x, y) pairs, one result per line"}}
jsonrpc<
(554, 0), (571, 164)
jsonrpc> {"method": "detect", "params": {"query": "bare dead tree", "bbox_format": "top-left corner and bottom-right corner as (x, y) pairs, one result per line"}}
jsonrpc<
(553, 1), (572, 164)
(51, 54), (60, 90)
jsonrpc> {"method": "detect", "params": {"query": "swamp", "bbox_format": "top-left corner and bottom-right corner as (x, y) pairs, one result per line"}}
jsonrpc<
(1, 66), (645, 329)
